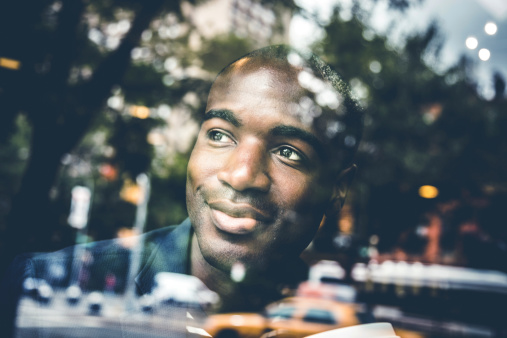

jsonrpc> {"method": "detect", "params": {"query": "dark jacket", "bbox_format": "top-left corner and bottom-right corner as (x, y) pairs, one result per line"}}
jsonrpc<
(0, 219), (195, 338)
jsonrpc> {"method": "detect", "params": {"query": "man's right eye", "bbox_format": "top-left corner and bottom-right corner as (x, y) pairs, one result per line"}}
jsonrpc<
(208, 130), (233, 143)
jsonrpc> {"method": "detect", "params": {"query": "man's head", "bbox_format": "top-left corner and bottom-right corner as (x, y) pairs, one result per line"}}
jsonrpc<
(186, 45), (363, 275)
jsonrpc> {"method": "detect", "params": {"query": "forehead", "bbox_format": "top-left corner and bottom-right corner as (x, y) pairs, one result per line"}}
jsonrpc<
(208, 64), (302, 109)
(206, 64), (321, 131)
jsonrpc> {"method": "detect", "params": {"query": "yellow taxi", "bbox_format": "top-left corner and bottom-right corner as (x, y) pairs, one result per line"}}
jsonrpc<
(203, 297), (362, 338)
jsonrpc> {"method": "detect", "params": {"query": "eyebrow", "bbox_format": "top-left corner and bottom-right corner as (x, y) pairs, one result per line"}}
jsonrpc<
(203, 109), (242, 127)
(203, 108), (326, 160)
(270, 125), (326, 161)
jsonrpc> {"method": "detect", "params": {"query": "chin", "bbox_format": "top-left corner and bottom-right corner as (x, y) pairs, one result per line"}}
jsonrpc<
(201, 238), (269, 274)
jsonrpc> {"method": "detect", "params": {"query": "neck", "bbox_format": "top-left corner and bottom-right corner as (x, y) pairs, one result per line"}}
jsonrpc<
(189, 234), (288, 312)
(190, 233), (236, 299)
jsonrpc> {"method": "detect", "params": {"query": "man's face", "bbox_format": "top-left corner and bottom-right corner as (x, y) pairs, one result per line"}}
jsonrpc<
(186, 63), (333, 273)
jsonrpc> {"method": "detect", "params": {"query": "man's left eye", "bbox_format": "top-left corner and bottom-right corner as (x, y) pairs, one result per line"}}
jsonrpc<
(277, 147), (302, 161)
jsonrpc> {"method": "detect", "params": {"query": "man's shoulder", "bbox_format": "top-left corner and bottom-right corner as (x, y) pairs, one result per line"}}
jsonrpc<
(28, 220), (189, 270)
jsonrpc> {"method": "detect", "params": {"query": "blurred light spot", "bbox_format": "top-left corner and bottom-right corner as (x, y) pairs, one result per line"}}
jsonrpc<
(156, 104), (172, 119)
(107, 95), (124, 110)
(418, 185), (439, 199)
(478, 84), (495, 100)
(465, 36), (478, 50)
(163, 75), (175, 86)
(88, 28), (103, 45)
(369, 235), (379, 246)
(147, 131), (165, 146)
(141, 30), (152, 42)
(339, 204), (354, 234)
(61, 153), (72, 165)
(120, 179), (144, 205)
(155, 43), (169, 55)
(117, 20), (131, 34)
(339, 9), (353, 21)
(483, 185), (495, 194)
(51, 1), (62, 12)
(287, 52), (303, 67)
(164, 57), (178, 72)
(422, 103), (442, 124)
(316, 89), (340, 109)
(183, 92), (199, 108)
(484, 22), (497, 35)
(106, 36), (120, 49)
(369, 60), (382, 73)
(416, 225), (428, 237)
(350, 78), (369, 100)
(231, 262), (246, 282)
(187, 312), (194, 319)
(445, 73), (459, 86)
(81, 66), (92, 80)
(344, 135), (356, 147)
(230, 315), (245, 326)
(103, 146), (115, 158)
(99, 164), (117, 181)
(131, 48), (143, 60)
(325, 121), (343, 138)
(478, 48), (491, 61)
(297, 70), (313, 89)
(0, 57), (21, 70)
(130, 105), (150, 119)
(106, 23), (119, 36)
(117, 227), (138, 248)
(362, 29), (375, 41)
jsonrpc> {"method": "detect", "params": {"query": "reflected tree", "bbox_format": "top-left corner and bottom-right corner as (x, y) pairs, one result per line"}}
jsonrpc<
(314, 5), (507, 254)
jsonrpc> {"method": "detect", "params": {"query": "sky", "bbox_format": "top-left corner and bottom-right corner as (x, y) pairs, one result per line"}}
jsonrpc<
(290, 0), (507, 99)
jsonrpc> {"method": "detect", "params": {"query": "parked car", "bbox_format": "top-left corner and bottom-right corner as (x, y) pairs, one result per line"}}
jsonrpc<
(22, 277), (54, 304)
(87, 291), (104, 315)
(65, 284), (82, 305)
(204, 297), (362, 338)
(151, 272), (220, 310)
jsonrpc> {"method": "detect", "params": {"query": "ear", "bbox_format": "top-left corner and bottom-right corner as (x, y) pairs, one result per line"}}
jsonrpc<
(324, 164), (357, 218)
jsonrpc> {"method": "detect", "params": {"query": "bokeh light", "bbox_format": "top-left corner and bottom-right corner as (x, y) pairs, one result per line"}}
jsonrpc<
(130, 105), (150, 119)
(465, 36), (478, 50)
(418, 185), (439, 199)
(478, 48), (491, 61)
(369, 60), (382, 73)
(484, 22), (498, 35)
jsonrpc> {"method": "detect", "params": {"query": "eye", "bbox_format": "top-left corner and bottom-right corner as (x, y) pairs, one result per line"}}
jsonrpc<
(208, 130), (233, 144)
(276, 147), (302, 162)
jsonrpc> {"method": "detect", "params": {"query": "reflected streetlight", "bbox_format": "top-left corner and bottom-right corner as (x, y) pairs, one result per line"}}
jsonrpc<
(478, 48), (491, 61)
(465, 36), (478, 50)
(484, 22), (498, 35)
(418, 185), (439, 199)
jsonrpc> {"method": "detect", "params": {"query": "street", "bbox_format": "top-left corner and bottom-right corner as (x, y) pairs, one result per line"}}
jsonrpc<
(15, 290), (210, 338)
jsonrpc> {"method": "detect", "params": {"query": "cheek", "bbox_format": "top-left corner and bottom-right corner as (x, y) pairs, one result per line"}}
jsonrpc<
(187, 145), (220, 188)
(277, 173), (323, 211)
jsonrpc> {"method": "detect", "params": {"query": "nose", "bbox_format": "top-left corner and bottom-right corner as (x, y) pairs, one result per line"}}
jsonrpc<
(217, 141), (270, 192)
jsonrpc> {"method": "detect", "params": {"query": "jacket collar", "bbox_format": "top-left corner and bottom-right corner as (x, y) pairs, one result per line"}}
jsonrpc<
(134, 218), (193, 295)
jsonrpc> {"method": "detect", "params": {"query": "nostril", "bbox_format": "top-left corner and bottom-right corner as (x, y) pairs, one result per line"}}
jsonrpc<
(217, 158), (270, 192)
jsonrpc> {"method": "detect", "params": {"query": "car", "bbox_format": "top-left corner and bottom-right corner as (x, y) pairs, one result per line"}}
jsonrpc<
(297, 280), (357, 303)
(204, 297), (363, 338)
(87, 291), (104, 315)
(22, 277), (54, 304)
(151, 272), (220, 310)
(65, 284), (82, 305)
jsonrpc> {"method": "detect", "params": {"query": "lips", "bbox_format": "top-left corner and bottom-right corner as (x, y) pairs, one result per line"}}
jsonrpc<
(208, 200), (272, 235)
